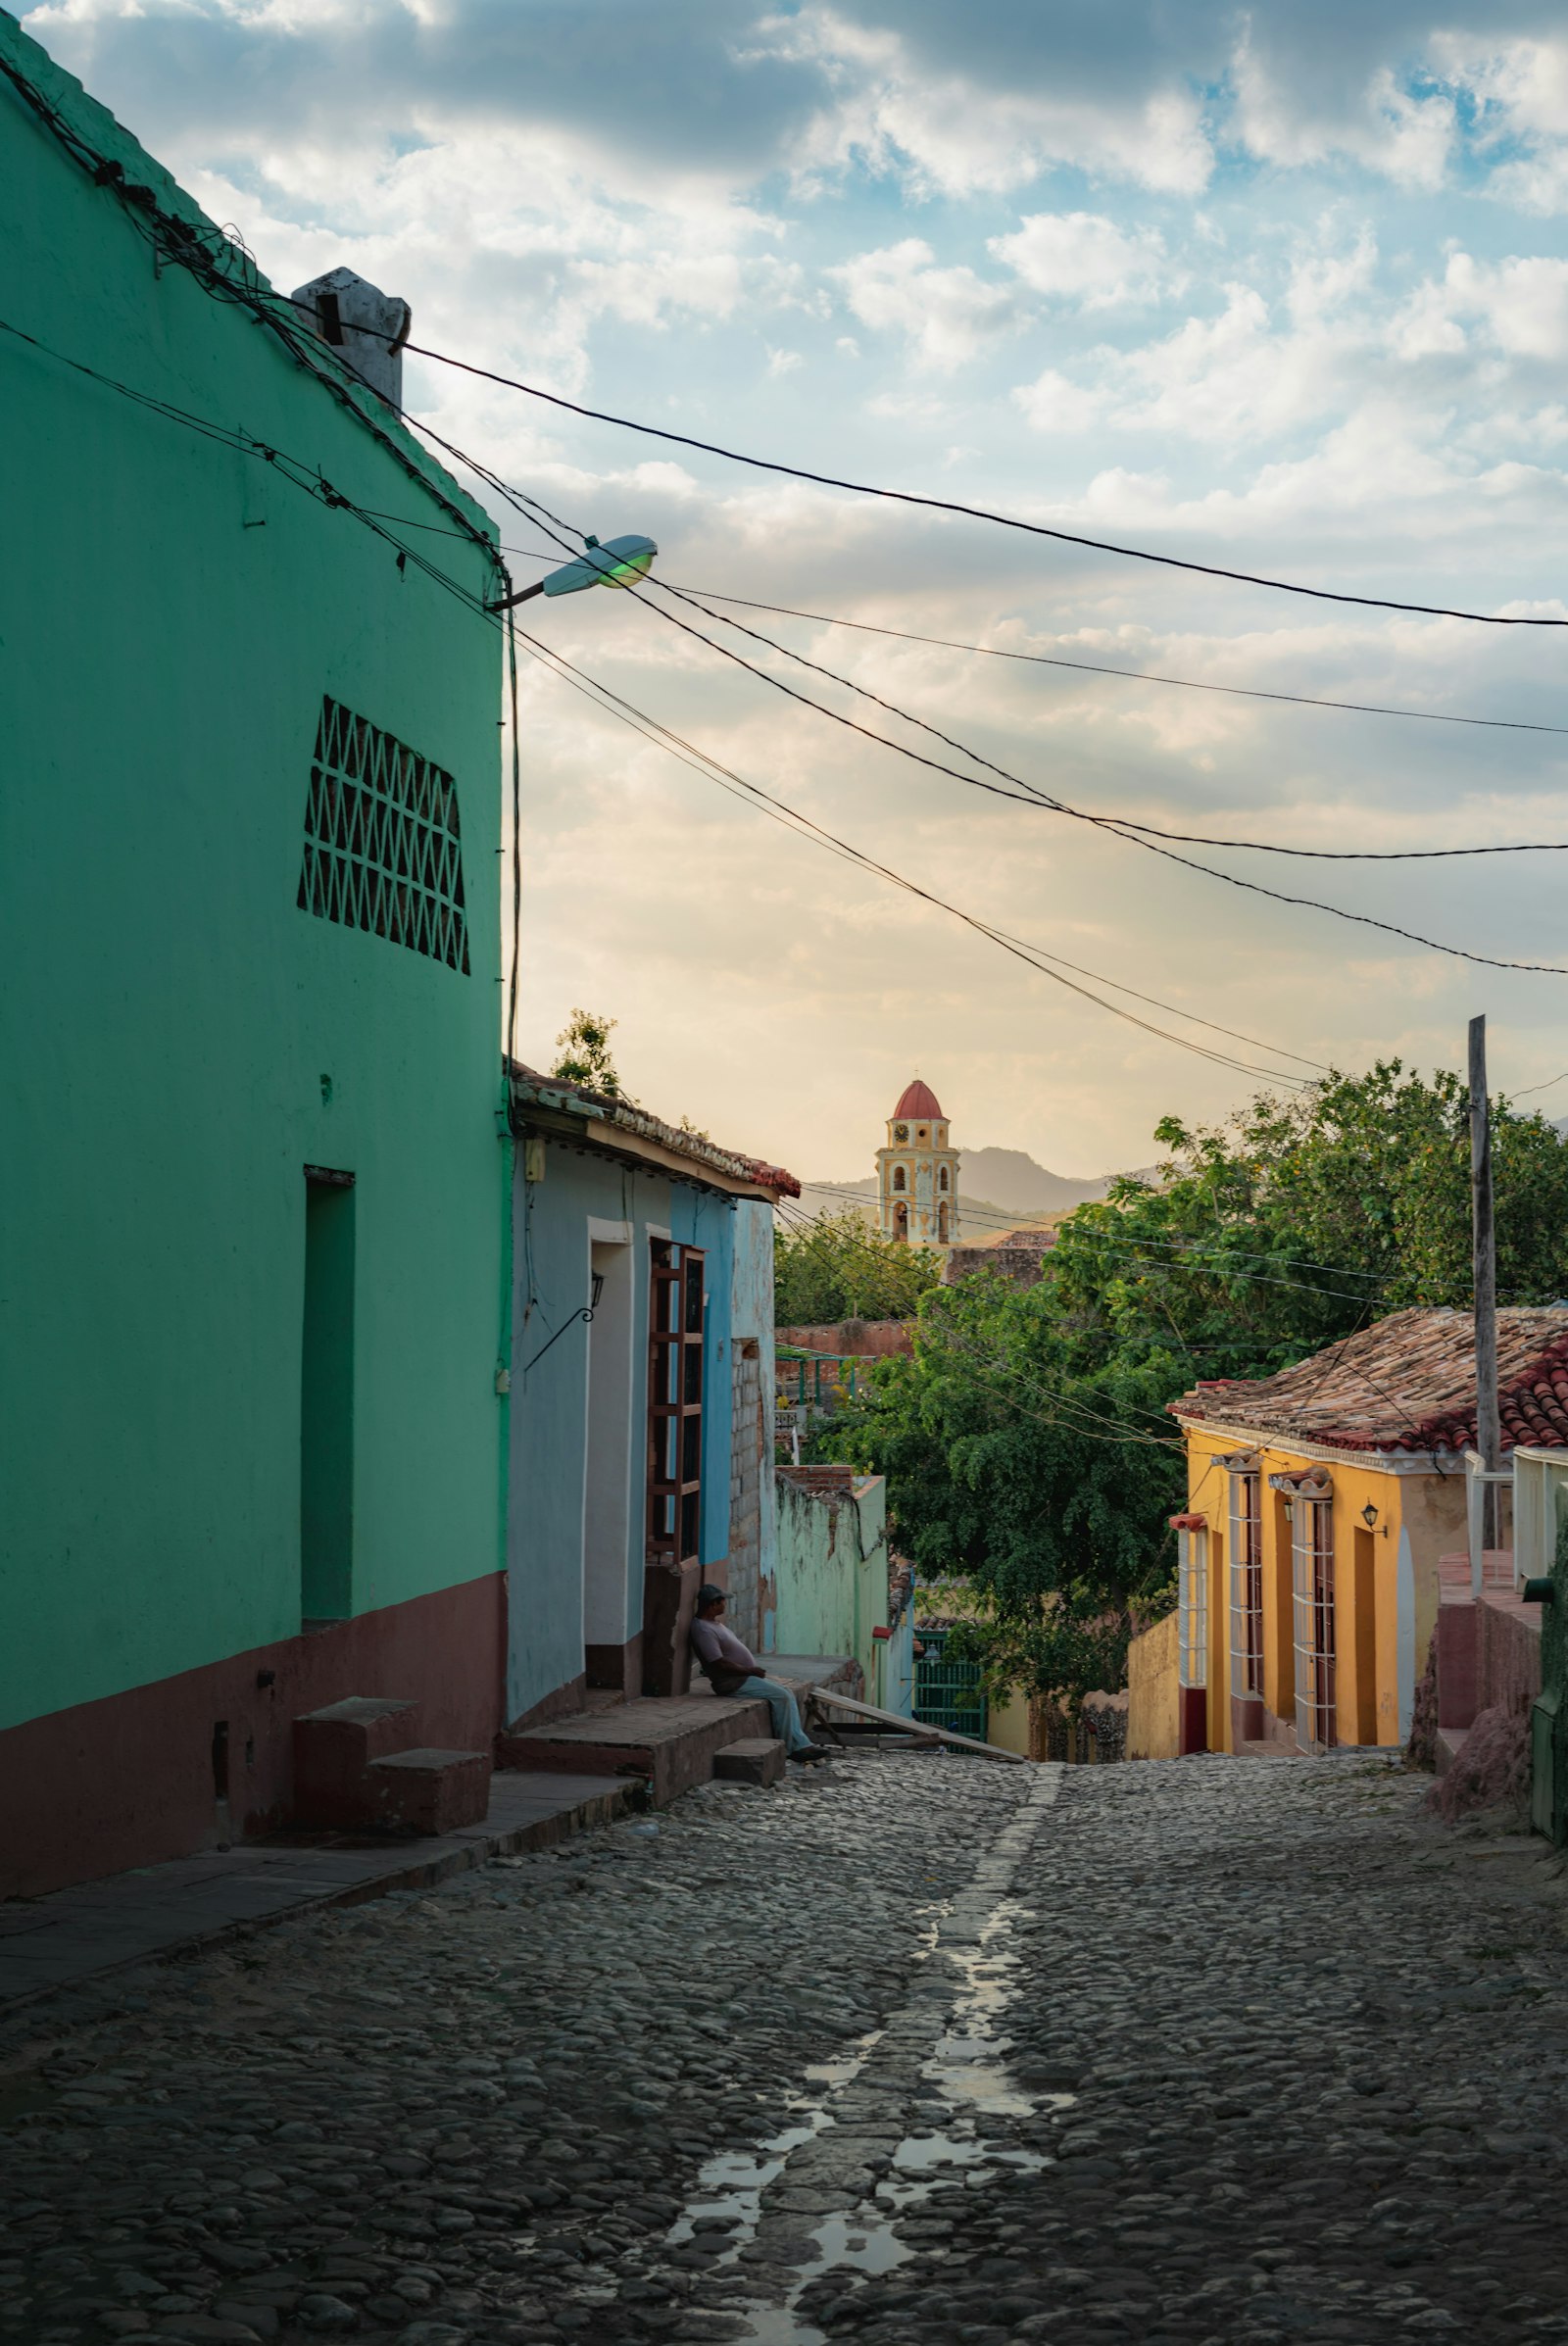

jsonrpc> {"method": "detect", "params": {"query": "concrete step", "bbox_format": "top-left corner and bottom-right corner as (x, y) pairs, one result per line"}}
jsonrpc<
(293, 1696), (420, 1828)
(498, 1692), (774, 1805)
(712, 1737), (786, 1787)
(368, 1747), (492, 1835)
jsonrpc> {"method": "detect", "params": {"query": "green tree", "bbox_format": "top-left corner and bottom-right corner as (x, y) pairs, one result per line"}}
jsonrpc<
(813, 1061), (1568, 1710)
(815, 1272), (1183, 1705)
(1049, 1060), (1568, 1386)
(551, 1007), (625, 1099)
(774, 1208), (943, 1327)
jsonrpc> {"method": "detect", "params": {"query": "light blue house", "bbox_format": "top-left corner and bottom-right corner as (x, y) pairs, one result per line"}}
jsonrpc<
(505, 1069), (797, 1725)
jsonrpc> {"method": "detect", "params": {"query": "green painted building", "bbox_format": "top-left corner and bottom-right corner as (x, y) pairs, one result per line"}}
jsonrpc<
(0, 16), (509, 1894)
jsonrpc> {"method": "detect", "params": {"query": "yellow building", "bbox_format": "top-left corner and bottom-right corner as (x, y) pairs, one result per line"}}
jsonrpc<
(1162, 1308), (1568, 1756)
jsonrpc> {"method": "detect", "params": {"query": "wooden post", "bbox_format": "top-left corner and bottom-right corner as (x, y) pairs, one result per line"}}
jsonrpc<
(1469, 1014), (1501, 1558)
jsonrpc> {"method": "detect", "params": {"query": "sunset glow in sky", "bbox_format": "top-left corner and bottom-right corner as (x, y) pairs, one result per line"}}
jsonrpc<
(28, 1), (1568, 1176)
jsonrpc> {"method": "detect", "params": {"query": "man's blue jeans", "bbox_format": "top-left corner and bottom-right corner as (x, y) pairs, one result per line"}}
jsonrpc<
(733, 1674), (815, 1756)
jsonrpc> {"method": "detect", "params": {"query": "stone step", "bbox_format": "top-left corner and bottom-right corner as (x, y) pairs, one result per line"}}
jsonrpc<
(293, 1696), (421, 1827)
(368, 1748), (492, 1835)
(712, 1737), (786, 1787)
(498, 1692), (774, 1806)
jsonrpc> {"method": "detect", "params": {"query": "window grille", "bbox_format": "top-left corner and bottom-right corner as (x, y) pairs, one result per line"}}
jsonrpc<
(646, 1241), (705, 1566)
(1178, 1528), (1207, 1688)
(1291, 1497), (1337, 1750)
(297, 696), (469, 972)
(913, 1629), (987, 1738)
(1228, 1471), (1264, 1698)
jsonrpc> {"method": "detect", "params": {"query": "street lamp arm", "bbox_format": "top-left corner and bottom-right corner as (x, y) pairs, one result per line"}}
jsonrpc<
(490, 578), (546, 611)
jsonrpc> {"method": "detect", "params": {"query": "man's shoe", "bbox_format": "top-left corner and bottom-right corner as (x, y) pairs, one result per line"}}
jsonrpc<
(792, 1744), (834, 1765)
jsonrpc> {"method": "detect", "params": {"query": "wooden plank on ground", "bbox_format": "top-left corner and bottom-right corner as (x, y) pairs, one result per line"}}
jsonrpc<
(807, 1687), (1029, 1764)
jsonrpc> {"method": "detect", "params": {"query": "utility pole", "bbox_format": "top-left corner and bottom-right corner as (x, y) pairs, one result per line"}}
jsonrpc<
(1469, 1013), (1501, 1550)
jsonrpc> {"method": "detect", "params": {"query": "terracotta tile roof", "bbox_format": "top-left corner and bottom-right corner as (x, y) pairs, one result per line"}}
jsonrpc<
(507, 1061), (800, 1197)
(1170, 1305), (1568, 1456)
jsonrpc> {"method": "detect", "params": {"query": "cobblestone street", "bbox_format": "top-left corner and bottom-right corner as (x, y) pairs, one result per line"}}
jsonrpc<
(3, 1751), (1566, 2346)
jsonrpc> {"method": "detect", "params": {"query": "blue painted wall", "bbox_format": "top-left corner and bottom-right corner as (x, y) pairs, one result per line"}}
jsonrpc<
(506, 1136), (739, 1723)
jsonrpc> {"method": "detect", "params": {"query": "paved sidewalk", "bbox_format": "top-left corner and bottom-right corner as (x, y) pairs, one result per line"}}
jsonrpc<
(0, 1769), (630, 2013)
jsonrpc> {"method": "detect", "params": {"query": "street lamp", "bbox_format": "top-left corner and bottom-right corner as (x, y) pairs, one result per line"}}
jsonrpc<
(489, 533), (657, 612)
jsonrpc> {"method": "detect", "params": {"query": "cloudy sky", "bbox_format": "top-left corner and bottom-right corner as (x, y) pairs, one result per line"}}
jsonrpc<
(27, 1), (1568, 1180)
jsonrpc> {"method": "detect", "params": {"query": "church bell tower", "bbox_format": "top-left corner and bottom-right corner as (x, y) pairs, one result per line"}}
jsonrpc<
(876, 1079), (959, 1246)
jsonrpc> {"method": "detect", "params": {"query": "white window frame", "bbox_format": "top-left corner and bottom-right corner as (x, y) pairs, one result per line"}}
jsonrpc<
(1178, 1528), (1208, 1690)
(1228, 1471), (1264, 1700)
(1291, 1496), (1337, 1752)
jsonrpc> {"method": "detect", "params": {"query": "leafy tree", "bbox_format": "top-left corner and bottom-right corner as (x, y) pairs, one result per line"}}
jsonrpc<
(1049, 1061), (1568, 1386)
(551, 1007), (625, 1099)
(811, 1061), (1568, 1709)
(774, 1209), (943, 1327)
(814, 1272), (1182, 1704)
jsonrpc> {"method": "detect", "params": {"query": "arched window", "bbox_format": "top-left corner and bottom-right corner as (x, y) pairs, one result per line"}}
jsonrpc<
(892, 1165), (906, 1193)
(938, 1166), (950, 1192)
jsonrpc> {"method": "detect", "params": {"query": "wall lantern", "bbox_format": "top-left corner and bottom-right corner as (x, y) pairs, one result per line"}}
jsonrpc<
(1361, 1501), (1380, 1530)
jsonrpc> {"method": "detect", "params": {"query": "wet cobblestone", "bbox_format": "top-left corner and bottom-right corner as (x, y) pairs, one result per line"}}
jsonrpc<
(1, 1752), (1565, 2345)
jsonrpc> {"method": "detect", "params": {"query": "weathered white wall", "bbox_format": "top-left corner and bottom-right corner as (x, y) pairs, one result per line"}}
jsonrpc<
(773, 1471), (888, 1688)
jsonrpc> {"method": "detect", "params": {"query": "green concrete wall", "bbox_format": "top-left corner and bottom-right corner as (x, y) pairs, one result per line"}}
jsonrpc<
(0, 17), (506, 1731)
(773, 1473), (889, 1694)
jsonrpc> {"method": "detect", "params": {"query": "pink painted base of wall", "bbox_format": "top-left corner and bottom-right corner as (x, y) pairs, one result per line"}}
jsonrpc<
(0, 1574), (506, 1900)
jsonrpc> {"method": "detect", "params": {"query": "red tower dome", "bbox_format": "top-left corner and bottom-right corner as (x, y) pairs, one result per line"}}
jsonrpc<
(893, 1078), (943, 1121)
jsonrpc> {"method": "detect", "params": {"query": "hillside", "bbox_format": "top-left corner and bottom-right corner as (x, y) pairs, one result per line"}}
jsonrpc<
(800, 1144), (1150, 1232)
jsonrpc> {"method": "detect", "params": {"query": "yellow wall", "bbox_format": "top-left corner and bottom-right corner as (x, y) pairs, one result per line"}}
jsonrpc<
(1127, 1611), (1179, 1758)
(1180, 1421), (1465, 1753)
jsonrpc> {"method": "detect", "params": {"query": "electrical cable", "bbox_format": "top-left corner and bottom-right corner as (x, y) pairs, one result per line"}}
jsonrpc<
(505, 620), (1317, 1090)
(0, 311), (1324, 1092)
(772, 1200), (1181, 1447)
(412, 425), (1568, 974)
(13, 47), (1568, 988)
(381, 335), (1568, 630)
(647, 572), (1568, 865)
(797, 1180), (1392, 1285)
(667, 588), (1568, 739)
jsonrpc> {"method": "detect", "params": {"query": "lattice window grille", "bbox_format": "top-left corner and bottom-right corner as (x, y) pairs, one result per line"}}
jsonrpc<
(297, 697), (469, 973)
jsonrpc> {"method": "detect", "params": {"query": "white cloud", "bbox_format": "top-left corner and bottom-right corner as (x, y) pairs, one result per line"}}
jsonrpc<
(827, 238), (1020, 370)
(1232, 31), (1455, 190)
(988, 212), (1167, 308)
(765, 8), (1213, 197)
(1011, 368), (1102, 434)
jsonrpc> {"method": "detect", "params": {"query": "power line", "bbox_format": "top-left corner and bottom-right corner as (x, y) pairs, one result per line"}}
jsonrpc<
(669, 588), (1568, 739)
(506, 623), (1316, 1090)
(391, 338), (1568, 629)
(415, 426), (1568, 979)
(797, 1181), (1387, 1302)
(651, 571), (1568, 865)
(0, 310), (1316, 1089)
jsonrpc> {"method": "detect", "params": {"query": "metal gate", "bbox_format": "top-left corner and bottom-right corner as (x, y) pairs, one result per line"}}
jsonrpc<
(913, 1629), (987, 1738)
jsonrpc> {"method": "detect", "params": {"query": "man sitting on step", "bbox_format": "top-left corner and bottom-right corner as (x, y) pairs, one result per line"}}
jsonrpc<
(689, 1587), (830, 1763)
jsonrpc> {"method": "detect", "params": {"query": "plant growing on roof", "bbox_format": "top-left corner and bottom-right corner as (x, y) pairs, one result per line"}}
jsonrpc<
(550, 1007), (626, 1100)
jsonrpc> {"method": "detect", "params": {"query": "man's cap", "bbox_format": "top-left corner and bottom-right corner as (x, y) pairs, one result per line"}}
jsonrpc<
(697, 1584), (726, 1610)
